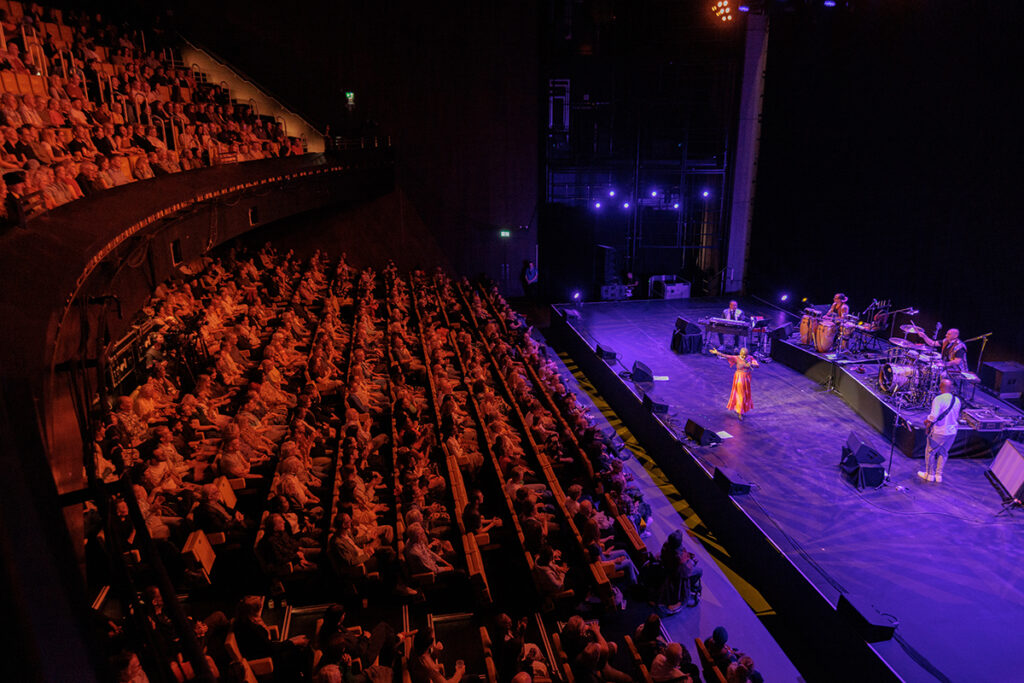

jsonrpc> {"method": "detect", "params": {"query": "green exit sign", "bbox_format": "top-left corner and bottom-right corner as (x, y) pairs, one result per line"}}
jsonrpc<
(499, 229), (511, 238)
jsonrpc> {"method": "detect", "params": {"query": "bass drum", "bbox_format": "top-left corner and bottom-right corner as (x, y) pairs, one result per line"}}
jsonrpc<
(878, 363), (919, 395)
(799, 315), (818, 345)
(814, 320), (837, 353)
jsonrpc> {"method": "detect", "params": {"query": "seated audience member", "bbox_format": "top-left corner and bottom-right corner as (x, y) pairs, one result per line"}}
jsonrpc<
(704, 626), (739, 672)
(257, 513), (317, 577)
(403, 523), (455, 578)
(633, 614), (667, 667)
(408, 627), (465, 683)
(232, 595), (313, 679)
(649, 642), (697, 683)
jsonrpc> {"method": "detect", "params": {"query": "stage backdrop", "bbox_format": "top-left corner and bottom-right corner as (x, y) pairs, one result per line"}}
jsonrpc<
(749, 1), (1024, 363)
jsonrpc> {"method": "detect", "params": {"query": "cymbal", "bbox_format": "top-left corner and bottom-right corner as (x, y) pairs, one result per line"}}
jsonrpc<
(889, 337), (915, 348)
(899, 323), (924, 334)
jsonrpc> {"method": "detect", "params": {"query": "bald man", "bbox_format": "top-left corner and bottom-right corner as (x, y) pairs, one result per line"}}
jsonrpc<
(922, 328), (968, 373)
(919, 379), (961, 483)
(718, 300), (744, 350)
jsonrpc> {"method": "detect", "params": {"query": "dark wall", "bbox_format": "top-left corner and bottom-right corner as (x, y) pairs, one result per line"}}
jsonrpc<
(171, 0), (540, 295)
(750, 1), (1024, 361)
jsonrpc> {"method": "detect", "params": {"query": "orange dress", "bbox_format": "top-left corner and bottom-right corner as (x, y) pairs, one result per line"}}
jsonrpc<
(726, 355), (755, 415)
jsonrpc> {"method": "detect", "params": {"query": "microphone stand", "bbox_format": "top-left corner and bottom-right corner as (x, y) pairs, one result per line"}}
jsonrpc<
(964, 332), (993, 374)
(883, 387), (911, 490)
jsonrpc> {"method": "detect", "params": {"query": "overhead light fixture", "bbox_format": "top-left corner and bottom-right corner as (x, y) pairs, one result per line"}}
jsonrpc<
(712, 0), (734, 22)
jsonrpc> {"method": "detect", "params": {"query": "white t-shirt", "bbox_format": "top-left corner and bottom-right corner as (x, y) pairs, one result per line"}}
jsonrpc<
(928, 393), (960, 436)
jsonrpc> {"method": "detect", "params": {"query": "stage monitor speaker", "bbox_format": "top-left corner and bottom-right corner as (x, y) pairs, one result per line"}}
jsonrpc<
(713, 466), (750, 495)
(990, 440), (1024, 499)
(675, 316), (701, 334)
(685, 418), (722, 446)
(840, 433), (885, 489)
(836, 593), (898, 643)
(596, 344), (619, 362)
(980, 361), (1024, 399)
(770, 322), (794, 341)
(842, 432), (885, 465)
(642, 393), (670, 415)
(632, 360), (654, 383)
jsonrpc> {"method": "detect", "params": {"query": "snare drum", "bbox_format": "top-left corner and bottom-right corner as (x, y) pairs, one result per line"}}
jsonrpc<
(814, 320), (838, 353)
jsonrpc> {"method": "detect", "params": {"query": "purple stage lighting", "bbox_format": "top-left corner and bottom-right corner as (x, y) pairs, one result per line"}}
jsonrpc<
(572, 291), (581, 301)
(622, 202), (630, 209)
(650, 190), (658, 198)
(673, 203), (680, 209)
(608, 189), (616, 197)
(738, 3), (750, 11)
(702, 190), (710, 198)
(594, 202), (602, 209)
(823, 0), (836, 6)
(780, 294), (790, 302)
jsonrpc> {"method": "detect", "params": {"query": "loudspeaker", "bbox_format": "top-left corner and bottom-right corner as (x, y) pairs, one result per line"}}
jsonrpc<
(642, 393), (669, 415)
(596, 344), (619, 361)
(713, 466), (750, 495)
(836, 593), (897, 642)
(632, 360), (654, 383)
(770, 322), (794, 341)
(685, 419), (722, 446)
(980, 361), (1024, 399)
(842, 433), (885, 466)
(990, 440), (1024, 499)
(675, 316), (701, 334)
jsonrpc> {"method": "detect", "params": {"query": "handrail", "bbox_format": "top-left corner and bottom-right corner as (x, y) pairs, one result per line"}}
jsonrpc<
(98, 71), (113, 105)
(28, 42), (47, 79)
(247, 97), (259, 117)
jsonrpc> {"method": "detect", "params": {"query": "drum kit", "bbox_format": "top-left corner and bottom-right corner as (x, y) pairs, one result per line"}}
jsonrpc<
(876, 324), (946, 407)
(798, 309), (874, 355)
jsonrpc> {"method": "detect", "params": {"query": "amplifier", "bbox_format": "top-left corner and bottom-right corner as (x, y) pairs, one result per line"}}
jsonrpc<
(980, 361), (1024, 399)
(963, 408), (1012, 431)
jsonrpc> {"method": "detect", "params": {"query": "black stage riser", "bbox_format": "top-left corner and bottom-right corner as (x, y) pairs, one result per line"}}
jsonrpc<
(771, 339), (1023, 459)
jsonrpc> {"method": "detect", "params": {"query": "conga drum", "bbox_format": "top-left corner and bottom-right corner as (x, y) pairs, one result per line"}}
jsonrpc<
(800, 315), (818, 345)
(814, 320), (837, 353)
(839, 322), (857, 351)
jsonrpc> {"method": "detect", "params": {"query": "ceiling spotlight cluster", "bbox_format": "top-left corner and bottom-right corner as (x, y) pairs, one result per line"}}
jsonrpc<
(712, 0), (734, 21)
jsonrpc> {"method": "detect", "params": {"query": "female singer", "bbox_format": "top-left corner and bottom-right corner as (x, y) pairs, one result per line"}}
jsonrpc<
(711, 347), (759, 419)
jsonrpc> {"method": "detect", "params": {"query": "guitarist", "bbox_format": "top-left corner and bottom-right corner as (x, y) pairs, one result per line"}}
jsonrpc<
(918, 379), (961, 484)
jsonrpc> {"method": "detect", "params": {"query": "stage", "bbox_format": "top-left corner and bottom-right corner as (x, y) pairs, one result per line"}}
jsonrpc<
(548, 296), (1024, 683)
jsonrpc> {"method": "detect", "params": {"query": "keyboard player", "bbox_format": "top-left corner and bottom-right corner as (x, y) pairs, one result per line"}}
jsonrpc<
(718, 300), (745, 350)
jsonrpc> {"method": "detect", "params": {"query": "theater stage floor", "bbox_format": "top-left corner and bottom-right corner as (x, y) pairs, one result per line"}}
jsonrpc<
(552, 297), (1024, 683)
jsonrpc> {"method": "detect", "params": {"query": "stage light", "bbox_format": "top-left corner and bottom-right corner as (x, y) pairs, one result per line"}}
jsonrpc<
(780, 294), (789, 302)
(738, 3), (750, 11)
(650, 190), (658, 198)
(801, 297), (808, 303)
(608, 189), (616, 197)
(712, 0), (734, 22)
(673, 203), (680, 209)
(622, 202), (630, 209)
(594, 202), (602, 209)
(572, 291), (582, 301)
(702, 190), (710, 198)
(823, 0), (836, 6)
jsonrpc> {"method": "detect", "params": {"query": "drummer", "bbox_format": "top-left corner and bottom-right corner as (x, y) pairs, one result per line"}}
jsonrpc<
(824, 293), (849, 320)
(920, 328), (968, 373)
